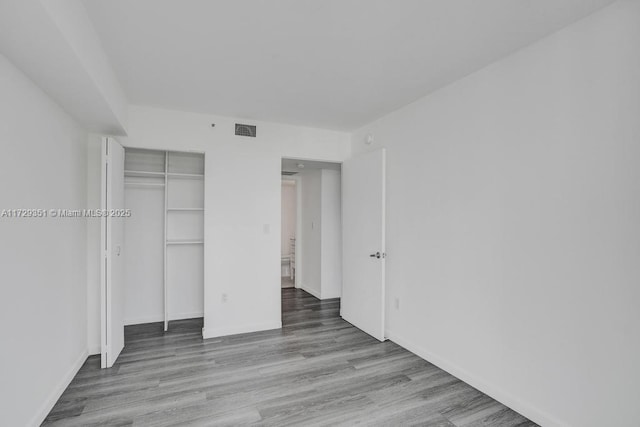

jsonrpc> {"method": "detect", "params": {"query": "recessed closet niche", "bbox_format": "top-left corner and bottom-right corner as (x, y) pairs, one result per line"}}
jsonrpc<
(123, 148), (204, 330)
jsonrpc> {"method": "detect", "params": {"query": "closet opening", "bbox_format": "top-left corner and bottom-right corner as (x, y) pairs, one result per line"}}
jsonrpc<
(280, 158), (343, 304)
(123, 148), (205, 332)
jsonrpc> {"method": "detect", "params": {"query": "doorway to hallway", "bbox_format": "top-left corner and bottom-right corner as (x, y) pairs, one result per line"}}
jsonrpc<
(280, 158), (342, 300)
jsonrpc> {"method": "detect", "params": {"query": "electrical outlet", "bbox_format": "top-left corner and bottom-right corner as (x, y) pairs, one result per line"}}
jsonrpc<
(222, 293), (228, 303)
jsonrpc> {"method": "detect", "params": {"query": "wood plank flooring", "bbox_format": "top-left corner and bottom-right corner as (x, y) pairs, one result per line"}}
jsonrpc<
(43, 289), (537, 426)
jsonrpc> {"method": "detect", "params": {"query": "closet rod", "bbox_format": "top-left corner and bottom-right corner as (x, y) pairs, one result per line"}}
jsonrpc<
(167, 240), (204, 245)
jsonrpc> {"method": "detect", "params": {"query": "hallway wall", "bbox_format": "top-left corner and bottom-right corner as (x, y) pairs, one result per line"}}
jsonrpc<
(300, 168), (342, 299)
(281, 180), (296, 258)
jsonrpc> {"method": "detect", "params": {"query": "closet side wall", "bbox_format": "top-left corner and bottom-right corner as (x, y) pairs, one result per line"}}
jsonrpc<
(123, 187), (164, 324)
(123, 149), (166, 324)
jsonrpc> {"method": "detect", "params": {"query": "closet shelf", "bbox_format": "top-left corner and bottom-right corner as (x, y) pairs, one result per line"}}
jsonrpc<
(167, 172), (204, 179)
(166, 240), (204, 245)
(124, 170), (165, 177)
(125, 182), (165, 188)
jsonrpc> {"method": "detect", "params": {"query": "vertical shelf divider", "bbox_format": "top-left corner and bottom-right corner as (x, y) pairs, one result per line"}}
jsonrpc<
(163, 151), (169, 332)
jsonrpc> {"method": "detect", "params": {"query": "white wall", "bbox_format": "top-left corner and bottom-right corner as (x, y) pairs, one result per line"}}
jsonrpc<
(85, 105), (350, 345)
(281, 180), (297, 258)
(351, 2), (640, 426)
(321, 169), (342, 298)
(300, 169), (322, 297)
(299, 168), (342, 299)
(0, 53), (89, 427)
(123, 183), (165, 324)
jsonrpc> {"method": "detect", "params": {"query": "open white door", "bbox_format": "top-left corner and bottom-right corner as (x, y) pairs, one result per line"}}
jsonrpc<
(341, 148), (386, 341)
(101, 137), (125, 368)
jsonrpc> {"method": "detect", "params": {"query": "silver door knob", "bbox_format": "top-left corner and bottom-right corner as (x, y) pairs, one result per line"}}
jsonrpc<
(369, 252), (381, 259)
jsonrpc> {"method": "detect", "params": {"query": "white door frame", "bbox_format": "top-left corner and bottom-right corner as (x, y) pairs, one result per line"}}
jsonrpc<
(100, 139), (108, 368)
(280, 158), (344, 295)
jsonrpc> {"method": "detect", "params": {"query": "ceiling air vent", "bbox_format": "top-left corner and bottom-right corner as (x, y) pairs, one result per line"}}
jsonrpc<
(235, 123), (257, 137)
(282, 171), (298, 176)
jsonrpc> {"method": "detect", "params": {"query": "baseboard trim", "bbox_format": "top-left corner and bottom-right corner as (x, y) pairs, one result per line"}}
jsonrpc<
(300, 284), (322, 299)
(124, 315), (164, 325)
(387, 331), (565, 427)
(169, 311), (204, 321)
(29, 349), (88, 427)
(88, 345), (101, 356)
(320, 292), (341, 300)
(124, 311), (204, 326)
(202, 320), (282, 339)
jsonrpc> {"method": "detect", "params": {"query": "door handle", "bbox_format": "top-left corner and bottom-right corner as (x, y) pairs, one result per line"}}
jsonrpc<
(370, 252), (381, 259)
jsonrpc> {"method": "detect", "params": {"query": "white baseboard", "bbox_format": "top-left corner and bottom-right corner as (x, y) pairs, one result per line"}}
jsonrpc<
(300, 284), (322, 299)
(124, 311), (204, 326)
(169, 311), (204, 321)
(386, 331), (565, 427)
(320, 291), (341, 300)
(202, 320), (282, 339)
(124, 314), (163, 325)
(29, 349), (88, 427)
(299, 283), (340, 300)
(88, 345), (101, 356)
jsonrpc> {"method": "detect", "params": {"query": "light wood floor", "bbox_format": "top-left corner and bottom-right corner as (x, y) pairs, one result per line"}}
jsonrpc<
(43, 289), (537, 426)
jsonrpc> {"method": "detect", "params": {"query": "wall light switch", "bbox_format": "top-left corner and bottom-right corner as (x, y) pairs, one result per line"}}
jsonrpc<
(263, 224), (270, 234)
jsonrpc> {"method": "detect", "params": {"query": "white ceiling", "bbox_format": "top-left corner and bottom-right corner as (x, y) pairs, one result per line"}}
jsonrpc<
(83, 0), (614, 131)
(0, 0), (129, 135)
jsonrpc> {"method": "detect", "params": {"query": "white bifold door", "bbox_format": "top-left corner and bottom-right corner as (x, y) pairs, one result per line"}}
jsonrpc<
(101, 137), (125, 368)
(341, 148), (386, 342)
